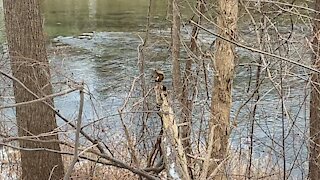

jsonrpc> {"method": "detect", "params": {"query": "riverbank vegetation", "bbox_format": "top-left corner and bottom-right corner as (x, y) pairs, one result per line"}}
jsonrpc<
(1, 0), (320, 179)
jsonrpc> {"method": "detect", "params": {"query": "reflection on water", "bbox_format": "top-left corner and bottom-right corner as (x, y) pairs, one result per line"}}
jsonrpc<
(42, 0), (167, 37)
(0, 1), (4, 43)
(88, 0), (97, 21)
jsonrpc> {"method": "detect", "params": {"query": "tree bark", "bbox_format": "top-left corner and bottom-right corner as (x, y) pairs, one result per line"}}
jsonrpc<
(207, 0), (238, 179)
(154, 73), (190, 180)
(172, 0), (181, 98)
(310, 0), (320, 179)
(180, 0), (206, 178)
(3, 0), (65, 179)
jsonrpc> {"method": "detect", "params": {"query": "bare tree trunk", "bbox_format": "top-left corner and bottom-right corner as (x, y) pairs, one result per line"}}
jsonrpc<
(180, 0), (206, 178)
(154, 73), (190, 180)
(172, 0), (181, 98)
(310, 1), (320, 179)
(202, 0), (238, 179)
(3, 0), (64, 179)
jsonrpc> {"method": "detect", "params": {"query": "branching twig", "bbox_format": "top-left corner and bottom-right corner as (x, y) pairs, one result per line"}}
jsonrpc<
(64, 82), (84, 180)
(189, 20), (320, 73)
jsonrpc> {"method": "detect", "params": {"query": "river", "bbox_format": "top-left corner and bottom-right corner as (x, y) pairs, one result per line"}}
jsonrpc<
(0, 0), (311, 179)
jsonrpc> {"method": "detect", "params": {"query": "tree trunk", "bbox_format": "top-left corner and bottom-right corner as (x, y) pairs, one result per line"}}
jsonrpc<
(207, 0), (238, 179)
(154, 73), (190, 180)
(310, 0), (320, 179)
(180, 0), (206, 178)
(172, 0), (181, 98)
(3, 0), (65, 179)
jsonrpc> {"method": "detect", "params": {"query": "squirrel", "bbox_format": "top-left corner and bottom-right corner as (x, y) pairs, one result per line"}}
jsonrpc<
(154, 70), (164, 82)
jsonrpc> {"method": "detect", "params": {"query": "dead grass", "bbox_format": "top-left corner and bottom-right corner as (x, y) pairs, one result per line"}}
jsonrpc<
(0, 144), (285, 180)
(0, 147), (21, 180)
(227, 150), (283, 180)
(70, 162), (138, 180)
(61, 143), (138, 180)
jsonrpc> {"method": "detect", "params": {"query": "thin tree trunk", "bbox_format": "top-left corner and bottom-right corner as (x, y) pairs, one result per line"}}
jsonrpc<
(180, 0), (206, 178)
(202, 0), (238, 179)
(3, 0), (64, 179)
(154, 73), (190, 180)
(172, 0), (181, 98)
(310, 0), (320, 179)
